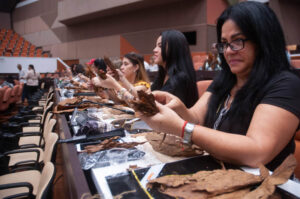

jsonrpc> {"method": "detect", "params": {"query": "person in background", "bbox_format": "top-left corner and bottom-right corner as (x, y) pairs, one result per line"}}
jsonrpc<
(148, 55), (159, 72)
(0, 76), (14, 88)
(17, 64), (27, 103)
(112, 58), (122, 69)
(93, 58), (107, 73)
(24, 64), (40, 100)
(17, 64), (26, 84)
(70, 64), (77, 76)
(139, 2), (300, 172)
(144, 60), (151, 72)
(92, 52), (150, 100)
(151, 29), (198, 108)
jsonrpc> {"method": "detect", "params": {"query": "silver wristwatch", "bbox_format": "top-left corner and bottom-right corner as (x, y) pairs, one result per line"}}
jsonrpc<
(183, 123), (195, 144)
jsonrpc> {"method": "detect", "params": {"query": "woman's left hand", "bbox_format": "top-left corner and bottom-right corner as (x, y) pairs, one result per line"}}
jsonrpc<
(138, 102), (185, 136)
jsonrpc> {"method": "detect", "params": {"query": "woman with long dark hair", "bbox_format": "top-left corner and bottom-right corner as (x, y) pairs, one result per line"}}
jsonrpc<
(140, 2), (300, 171)
(151, 30), (198, 108)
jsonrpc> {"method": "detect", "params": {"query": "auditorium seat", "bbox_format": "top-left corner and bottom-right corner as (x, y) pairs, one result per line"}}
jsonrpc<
(291, 59), (300, 69)
(0, 28), (51, 57)
(0, 87), (12, 112)
(9, 85), (19, 104)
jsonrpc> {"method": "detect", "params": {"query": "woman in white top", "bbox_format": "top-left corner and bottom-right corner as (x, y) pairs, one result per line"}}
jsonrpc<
(24, 64), (40, 100)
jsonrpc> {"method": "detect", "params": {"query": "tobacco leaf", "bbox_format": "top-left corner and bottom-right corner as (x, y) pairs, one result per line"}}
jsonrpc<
(162, 183), (209, 199)
(147, 174), (193, 189)
(242, 155), (296, 199)
(146, 132), (203, 157)
(191, 169), (263, 195)
(86, 64), (97, 79)
(104, 56), (119, 80)
(82, 136), (145, 153)
(131, 90), (159, 116)
(209, 188), (250, 199)
(98, 70), (107, 79)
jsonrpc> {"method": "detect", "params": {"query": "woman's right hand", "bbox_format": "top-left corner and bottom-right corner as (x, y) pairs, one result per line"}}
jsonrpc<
(116, 69), (126, 82)
(152, 91), (186, 114)
(138, 102), (184, 137)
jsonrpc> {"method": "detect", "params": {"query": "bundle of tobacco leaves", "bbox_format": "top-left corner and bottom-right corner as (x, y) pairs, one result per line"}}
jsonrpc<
(81, 136), (145, 153)
(85, 64), (97, 79)
(146, 132), (203, 157)
(130, 90), (159, 116)
(104, 56), (119, 80)
(147, 155), (296, 199)
(53, 96), (111, 113)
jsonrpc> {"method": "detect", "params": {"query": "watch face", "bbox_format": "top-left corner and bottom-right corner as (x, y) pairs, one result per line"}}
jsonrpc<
(183, 123), (195, 144)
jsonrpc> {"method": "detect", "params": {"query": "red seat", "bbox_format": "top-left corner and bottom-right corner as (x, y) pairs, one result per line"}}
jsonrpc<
(0, 87), (12, 111)
(9, 85), (19, 104)
(291, 59), (300, 69)
(16, 84), (23, 102)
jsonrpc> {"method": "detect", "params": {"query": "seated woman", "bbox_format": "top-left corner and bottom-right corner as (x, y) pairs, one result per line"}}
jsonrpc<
(151, 29), (198, 108)
(92, 52), (150, 100)
(139, 2), (300, 171)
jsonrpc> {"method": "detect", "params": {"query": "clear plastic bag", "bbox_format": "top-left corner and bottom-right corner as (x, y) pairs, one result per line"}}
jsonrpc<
(79, 148), (146, 170)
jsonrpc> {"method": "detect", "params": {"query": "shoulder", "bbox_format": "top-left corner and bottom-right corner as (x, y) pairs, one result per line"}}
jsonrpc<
(265, 71), (300, 94)
(261, 70), (300, 118)
(134, 80), (150, 89)
(171, 72), (191, 84)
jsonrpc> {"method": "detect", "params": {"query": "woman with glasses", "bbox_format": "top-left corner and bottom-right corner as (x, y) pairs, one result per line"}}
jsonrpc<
(139, 1), (300, 171)
(92, 52), (150, 100)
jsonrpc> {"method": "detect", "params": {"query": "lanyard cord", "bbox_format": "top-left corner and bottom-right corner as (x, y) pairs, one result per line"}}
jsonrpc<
(213, 94), (231, 130)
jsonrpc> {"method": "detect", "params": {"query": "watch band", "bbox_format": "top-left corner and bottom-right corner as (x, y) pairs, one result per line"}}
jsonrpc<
(183, 122), (195, 144)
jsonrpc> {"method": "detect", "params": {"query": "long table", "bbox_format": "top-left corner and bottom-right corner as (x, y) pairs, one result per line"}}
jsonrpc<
(55, 89), (92, 198)
(54, 84), (300, 199)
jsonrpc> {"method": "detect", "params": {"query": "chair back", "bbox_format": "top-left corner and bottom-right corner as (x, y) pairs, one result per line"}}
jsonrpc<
(9, 85), (19, 104)
(0, 87), (12, 111)
(197, 80), (212, 97)
(13, 85), (21, 103)
(43, 119), (57, 139)
(43, 112), (53, 129)
(43, 133), (58, 163)
(40, 82), (45, 90)
(44, 93), (54, 108)
(41, 102), (54, 125)
(36, 162), (56, 199)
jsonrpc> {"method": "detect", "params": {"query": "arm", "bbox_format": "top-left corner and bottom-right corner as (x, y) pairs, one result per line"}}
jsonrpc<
(78, 74), (90, 82)
(140, 103), (298, 168)
(117, 69), (149, 97)
(192, 104), (298, 167)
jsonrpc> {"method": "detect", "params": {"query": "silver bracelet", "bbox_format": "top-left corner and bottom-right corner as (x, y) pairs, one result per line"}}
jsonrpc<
(117, 88), (126, 99)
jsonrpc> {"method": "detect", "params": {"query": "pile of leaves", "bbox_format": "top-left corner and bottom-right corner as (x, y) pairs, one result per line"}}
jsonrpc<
(147, 155), (296, 199)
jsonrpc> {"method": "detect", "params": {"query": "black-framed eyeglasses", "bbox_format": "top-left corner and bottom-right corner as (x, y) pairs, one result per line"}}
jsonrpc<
(215, 38), (249, 54)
